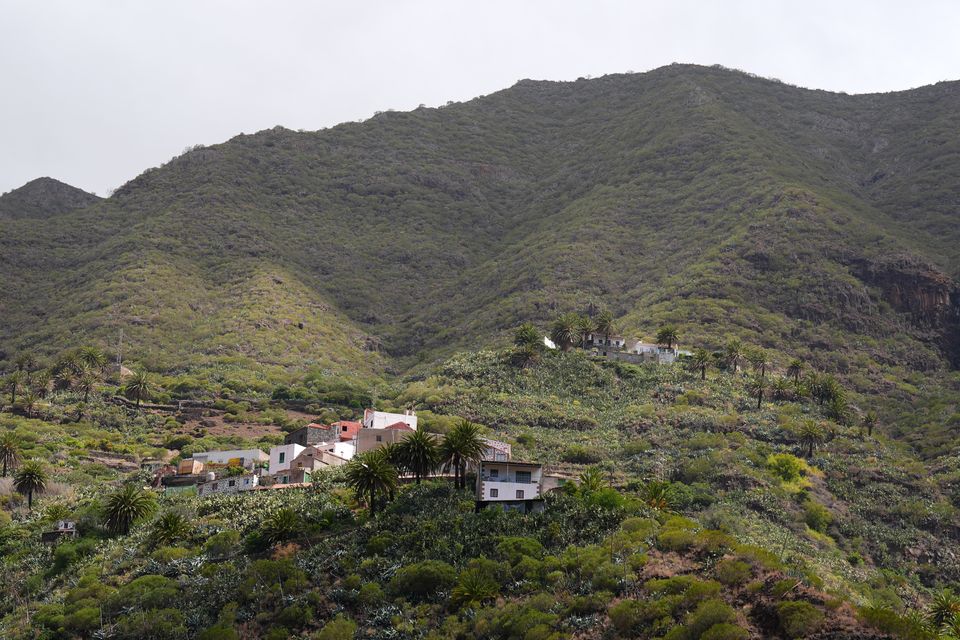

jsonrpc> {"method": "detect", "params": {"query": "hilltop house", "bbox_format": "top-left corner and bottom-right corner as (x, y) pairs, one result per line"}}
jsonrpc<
(284, 423), (334, 447)
(363, 409), (417, 431)
(587, 332), (626, 349)
(588, 336), (690, 365)
(475, 460), (544, 514)
(41, 520), (78, 544)
(191, 448), (269, 470)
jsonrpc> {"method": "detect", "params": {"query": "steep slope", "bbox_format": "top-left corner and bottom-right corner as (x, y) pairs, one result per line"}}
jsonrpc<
(0, 65), (959, 382)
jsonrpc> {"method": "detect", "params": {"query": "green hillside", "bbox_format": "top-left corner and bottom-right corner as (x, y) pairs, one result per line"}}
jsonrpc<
(0, 64), (958, 443)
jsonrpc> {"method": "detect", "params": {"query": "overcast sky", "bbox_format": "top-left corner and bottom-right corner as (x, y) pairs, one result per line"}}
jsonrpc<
(2, 0), (959, 196)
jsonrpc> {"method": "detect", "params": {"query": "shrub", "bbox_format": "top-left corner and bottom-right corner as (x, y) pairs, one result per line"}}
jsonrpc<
(658, 528), (696, 552)
(314, 615), (357, 640)
(767, 453), (806, 482)
(357, 582), (384, 606)
(561, 445), (602, 464)
(700, 623), (749, 640)
(715, 559), (752, 586)
(609, 599), (644, 634)
(108, 575), (179, 613)
(204, 530), (241, 559)
(451, 568), (499, 608)
(803, 500), (832, 533)
(389, 560), (457, 601)
(776, 601), (824, 639)
(668, 599), (737, 640)
(857, 606), (932, 640)
(497, 536), (545, 564)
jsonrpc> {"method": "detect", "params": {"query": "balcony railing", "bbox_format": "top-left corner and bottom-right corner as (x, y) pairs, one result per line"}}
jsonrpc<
(480, 474), (538, 484)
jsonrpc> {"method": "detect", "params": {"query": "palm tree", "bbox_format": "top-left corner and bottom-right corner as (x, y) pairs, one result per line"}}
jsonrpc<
(689, 348), (711, 380)
(102, 484), (156, 535)
(52, 366), (76, 393)
(724, 339), (745, 373)
(749, 375), (766, 409)
(14, 353), (35, 374)
(929, 589), (960, 631)
(513, 323), (542, 350)
(771, 377), (791, 401)
(14, 460), (47, 509)
(441, 420), (486, 489)
(75, 372), (99, 404)
(656, 326), (679, 350)
(578, 466), (607, 493)
(510, 344), (542, 369)
(798, 420), (825, 458)
(124, 369), (152, 408)
(640, 480), (675, 511)
(595, 310), (615, 343)
(393, 429), (440, 484)
(576, 315), (594, 349)
(0, 432), (21, 477)
(787, 359), (804, 384)
(20, 391), (38, 418)
(77, 346), (108, 372)
(262, 508), (301, 545)
(748, 348), (769, 378)
(150, 511), (193, 548)
(344, 451), (398, 515)
(31, 369), (52, 398)
(5, 370), (25, 405)
(549, 314), (579, 352)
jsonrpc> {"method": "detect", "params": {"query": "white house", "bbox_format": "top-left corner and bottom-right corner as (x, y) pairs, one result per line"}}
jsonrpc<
(197, 472), (259, 496)
(588, 333), (626, 349)
(481, 438), (512, 462)
(269, 443), (305, 476)
(192, 449), (269, 469)
(362, 409), (418, 431)
(476, 460), (544, 513)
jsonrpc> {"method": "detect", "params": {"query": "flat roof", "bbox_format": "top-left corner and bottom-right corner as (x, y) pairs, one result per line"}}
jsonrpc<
(480, 459), (542, 467)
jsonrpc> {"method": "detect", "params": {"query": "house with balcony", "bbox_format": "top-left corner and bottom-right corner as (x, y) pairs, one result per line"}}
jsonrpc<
(475, 460), (544, 513)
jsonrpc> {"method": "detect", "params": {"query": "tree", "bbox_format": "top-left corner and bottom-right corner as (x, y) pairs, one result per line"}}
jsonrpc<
(124, 369), (152, 408)
(393, 429), (440, 484)
(14, 353), (36, 374)
(724, 339), (745, 373)
(102, 484), (156, 535)
(14, 459), (47, 509)
(771, 377), (791, 401)
(150, 512), (193, 548)
(929, 589), (960, 630)
(747, 347), (769, 378)
(863, 411), (878, 437)
(344, 451), (398, 515)
(689, 348), (711, 380)
(595, 310), (615, 342)
(20, 391), (38, 418)
(513, 323), (542, 350)
(656, 326), (679, 350)
(749, 375), (766, 409)
(787, 359), (804, 384)
(578, 466), (608, 493)
(549, 313), (579, 352)
(5, 370), (24, 405)
(798, 421), (825, 458)
(576, 314), (594, 348)
(640, 480), (676, 511)
(441, 420), (486, 490)
(77, 346), (108, 372)
(510, 344), (542, 368)
(262, 508), (301, 545)
(31, 369), (52, 398)
(0, 431), (21, 477)
(75, 372), (99, 404)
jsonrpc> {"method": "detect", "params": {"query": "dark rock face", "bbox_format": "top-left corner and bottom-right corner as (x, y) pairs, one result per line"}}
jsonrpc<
(852, 256), (960, 367)
(0, 177), (101, 219)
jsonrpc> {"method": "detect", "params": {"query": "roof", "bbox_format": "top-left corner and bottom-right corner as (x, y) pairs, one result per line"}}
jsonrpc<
(385, 421), (414, 431)
(479, 459), (542, 468)
(482, 438), (511, 452)
(304, 423), (332, 430)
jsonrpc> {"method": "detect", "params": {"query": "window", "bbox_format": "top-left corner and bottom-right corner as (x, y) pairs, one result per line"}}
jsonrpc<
(342, 425), (348, 432)
(515, 471), (531, 484)
(244, 479), (249, 485)
(279, 452), (285, 463)
(228, 479), (236, 487)
(516, 490), (524, 499)
(282, 475), (289, 484)
(212, 483), (218, 490)
(376, 435), (382, 442)
(489, 468), (499, 479)
(490, 488), (499, 498)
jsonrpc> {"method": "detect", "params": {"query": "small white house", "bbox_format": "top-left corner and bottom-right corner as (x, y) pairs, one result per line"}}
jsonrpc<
(588, 333), (626, 349)
(362, 409), (418, 431)
(476, 460), (544, 513)
(269, 443), (305, 476)
(197, 473), (259, 496)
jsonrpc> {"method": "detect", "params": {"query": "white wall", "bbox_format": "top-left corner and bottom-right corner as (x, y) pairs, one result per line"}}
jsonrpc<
(193, 449), (269, 466)
(362, 410), (418, 430)
(197, 474), (258, 496)
(269, 444), (305, 474)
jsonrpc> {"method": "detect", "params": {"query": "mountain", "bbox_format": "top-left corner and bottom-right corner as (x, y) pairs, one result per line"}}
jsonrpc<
(1, 64), (959, 385)
(0, 177), (100, 219)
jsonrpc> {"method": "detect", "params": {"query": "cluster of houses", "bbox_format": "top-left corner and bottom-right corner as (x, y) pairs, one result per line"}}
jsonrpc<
(584, 332), (691, 365)
(151, 408), (554, 513)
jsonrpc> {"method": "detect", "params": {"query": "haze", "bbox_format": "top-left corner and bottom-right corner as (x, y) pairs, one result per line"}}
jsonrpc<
(2, 0), (959, 196)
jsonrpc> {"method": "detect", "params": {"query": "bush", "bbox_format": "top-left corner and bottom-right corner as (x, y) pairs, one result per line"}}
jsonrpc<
(389, 560), (457, 601)
(803, 500), (832, 533)
(357, 582), (384, 606)
(700, 623), (749, 640)
(715, 559), (752, 586)
(314, 615), (357, 640)
(777, 601), (824, 639)
(561, 445), (602, 464)
(204, 530), (241, 559)
(497, 536), (545, 564)
(767, 454), (806, 482)
(609, 599), (644, 634)
(667, 599), (737, 640)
